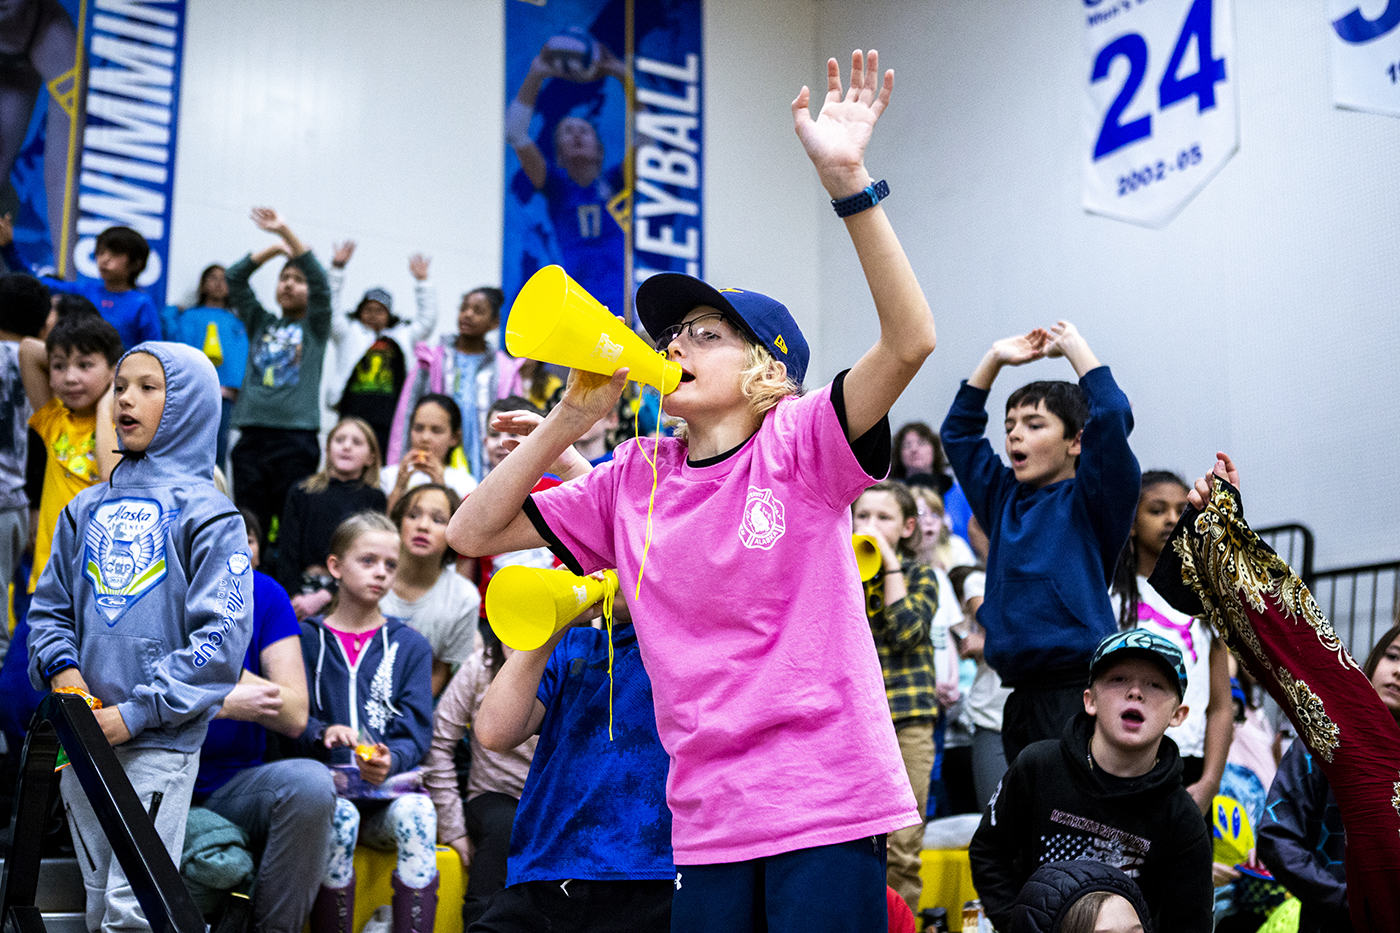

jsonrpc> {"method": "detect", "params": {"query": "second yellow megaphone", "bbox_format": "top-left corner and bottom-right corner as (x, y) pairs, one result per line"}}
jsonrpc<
(506, 265), (681, 394)
(486, 565), (619, 651)
(852, 534), (882, 582)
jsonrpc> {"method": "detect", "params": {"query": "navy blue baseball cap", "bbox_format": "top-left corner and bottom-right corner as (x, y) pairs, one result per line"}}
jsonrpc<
(1088, 629), (1187, 699)
(635, 273), (810, 385)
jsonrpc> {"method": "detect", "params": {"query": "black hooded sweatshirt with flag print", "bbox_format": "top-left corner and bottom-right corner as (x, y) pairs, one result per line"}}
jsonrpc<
(968, 711), (1212, 933)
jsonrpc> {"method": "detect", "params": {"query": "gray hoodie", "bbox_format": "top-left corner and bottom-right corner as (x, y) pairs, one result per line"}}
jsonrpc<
(28, 341), (253, 752)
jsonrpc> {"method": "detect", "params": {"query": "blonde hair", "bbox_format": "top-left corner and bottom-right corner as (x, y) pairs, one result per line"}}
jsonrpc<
(301, 418), (382, 493)
(325, 511), (398, 613)
(738, 341), (801, 418)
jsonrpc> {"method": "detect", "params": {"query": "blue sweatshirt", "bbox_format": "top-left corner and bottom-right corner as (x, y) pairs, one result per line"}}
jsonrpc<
(297, 615), (434, 777)
(1, 242), (161, 352)
(27, 342), (254, 751)
(940, 366), (1140, 686)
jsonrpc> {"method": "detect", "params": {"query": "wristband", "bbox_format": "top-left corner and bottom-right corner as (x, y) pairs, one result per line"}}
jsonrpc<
(831, 180), (889, 218)
(45, 658), (79, 681)
(881, 567), (904, 579)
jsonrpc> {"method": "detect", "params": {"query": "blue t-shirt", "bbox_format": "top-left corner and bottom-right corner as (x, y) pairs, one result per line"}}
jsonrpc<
(506, 623), (672, 884)
(166, 305), (249, 389)
(193, 571), (301, 798)
(48, 277), (161, 352)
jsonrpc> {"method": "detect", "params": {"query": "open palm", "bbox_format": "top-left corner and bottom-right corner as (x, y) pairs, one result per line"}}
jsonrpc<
(792, 50), (892, 197)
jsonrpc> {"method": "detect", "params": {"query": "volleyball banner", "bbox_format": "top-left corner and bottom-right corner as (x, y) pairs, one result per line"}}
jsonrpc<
(1081, 0), (1238, 228)
(4, 0), (186, 304)
(504, 0), (703, 326)
(1329, 0), (1400, 117)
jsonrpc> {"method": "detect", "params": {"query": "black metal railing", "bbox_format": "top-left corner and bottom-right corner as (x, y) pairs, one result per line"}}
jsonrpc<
(1257, 523), (1315, 586)
(0, 693), (204, 933)
(1311, 560), (1400, 664)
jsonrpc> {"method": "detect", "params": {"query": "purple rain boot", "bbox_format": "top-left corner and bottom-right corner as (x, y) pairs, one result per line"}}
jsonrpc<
(309, 877), (355, 933)
(390, 871), (439, 933)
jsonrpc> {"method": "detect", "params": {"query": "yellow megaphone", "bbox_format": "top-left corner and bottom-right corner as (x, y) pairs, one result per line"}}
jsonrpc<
(202, 321), (223, 367)
(486, 565), (619, 650)
(506, 265), (681, 395)
(853, 534), (882, 582)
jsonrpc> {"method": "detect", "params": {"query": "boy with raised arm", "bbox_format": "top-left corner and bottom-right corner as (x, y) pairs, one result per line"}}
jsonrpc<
(940, 322), (1140, 763)
(225, 208), (332, 539)
(450, 50), (936, 931)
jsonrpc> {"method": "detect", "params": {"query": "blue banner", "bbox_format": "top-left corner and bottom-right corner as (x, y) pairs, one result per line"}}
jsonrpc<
(503, 0), (703, 325)
(6, 0), (186, 304)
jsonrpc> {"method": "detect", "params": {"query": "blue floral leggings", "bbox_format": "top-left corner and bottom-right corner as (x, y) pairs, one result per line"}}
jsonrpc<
(325, 795), (438, 889)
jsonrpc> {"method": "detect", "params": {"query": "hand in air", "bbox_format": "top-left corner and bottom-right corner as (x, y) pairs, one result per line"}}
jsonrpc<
(0, 212), (13, 247)
(331, 240), (356, 268)
(1187, 452), (1239, 511)
(791, 50), (893, 199)
(1042, 321), (1082, 359)
(991, 329), (1049, 367)
(250, 207), (288, 234)
(408, 253), (430, 281)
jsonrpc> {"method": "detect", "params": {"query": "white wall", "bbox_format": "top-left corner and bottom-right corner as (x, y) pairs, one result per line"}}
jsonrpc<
(167, 0), (1398, 569)
(812, 0), (1400, 569)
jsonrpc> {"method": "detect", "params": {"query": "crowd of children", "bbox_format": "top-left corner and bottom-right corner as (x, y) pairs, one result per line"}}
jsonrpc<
(0, 45), (1391, 933)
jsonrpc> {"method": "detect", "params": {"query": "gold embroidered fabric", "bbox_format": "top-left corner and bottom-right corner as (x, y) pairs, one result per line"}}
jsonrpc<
(1166, 478), (1352, 763)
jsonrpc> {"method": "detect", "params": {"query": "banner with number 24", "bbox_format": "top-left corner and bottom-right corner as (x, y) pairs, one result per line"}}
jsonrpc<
(1082, 0), (1238, 228)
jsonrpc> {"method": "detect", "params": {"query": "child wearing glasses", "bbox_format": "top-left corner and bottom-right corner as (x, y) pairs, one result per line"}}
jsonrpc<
(449, 49), (935, 931)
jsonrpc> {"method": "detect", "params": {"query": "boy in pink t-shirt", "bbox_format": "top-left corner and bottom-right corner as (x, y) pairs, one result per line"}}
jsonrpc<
(449, 49), (937, 931)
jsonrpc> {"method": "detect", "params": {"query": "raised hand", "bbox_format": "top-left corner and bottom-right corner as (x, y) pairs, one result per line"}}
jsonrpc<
(250, 207), (287, 234)
(1042, 321), (1082, 359)
(408, 253), (430, 281)
(791, 50), (893, 198)
(331, 240), (356, 269)
(0, 212), (13, 247)
(1187, 452), (1240, 510)
(991, 329), (1049, 367)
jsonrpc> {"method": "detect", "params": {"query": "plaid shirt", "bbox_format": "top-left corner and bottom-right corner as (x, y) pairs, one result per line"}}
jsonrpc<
(864, 559), (940, 724)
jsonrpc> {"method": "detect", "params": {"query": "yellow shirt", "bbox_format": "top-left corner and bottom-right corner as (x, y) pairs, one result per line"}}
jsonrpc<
(28, 398), (99, 592)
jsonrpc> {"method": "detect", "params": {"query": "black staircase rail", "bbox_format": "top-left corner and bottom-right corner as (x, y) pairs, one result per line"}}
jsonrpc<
(0, 692), (204, 933)
(1256, 523), (1315, 586)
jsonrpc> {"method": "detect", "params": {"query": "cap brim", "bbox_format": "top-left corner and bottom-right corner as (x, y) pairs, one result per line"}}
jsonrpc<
(1089, 648), (1185, 697)
(635, 273), (762, 347)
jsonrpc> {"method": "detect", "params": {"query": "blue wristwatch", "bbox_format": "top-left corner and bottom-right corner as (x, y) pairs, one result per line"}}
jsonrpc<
(831, 179), (889, 218)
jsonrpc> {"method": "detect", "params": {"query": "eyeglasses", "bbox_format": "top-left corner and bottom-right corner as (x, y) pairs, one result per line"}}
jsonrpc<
(658, 313), (739, 351)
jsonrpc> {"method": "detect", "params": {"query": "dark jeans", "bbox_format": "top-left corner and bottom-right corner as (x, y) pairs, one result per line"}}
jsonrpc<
(467, 879), (672, 933)
(670, 836), (888, 933)
(230, 427), (320, 544)
(462, 792), (519, 928)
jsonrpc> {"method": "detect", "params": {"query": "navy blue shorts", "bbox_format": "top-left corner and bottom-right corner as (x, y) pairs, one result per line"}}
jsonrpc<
(671, 835), (888, 933)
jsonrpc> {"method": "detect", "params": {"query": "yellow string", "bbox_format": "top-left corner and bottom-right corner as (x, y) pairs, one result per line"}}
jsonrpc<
(631, 387), (662, 601)
(601, 570), (618, 740)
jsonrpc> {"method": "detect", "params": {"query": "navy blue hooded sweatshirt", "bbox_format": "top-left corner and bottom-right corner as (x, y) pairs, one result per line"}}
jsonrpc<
(28, 342), (253, 752)
(940, 366), (1140, 686)
(297, 615), (434, 777)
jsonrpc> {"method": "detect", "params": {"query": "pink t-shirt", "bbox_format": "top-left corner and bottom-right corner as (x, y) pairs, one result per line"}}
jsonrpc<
(529, 382), (919, 864)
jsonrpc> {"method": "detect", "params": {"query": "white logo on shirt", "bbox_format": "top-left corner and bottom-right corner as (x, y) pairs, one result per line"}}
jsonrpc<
(738, 486), (785, 550)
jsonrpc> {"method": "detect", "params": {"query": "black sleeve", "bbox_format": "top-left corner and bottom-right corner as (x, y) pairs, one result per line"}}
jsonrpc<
(968, 758), (1030, 932)
(25, 427), (44, 508)
(829, 369), (892, 479)
(275, 486), (309, 593)
(522, 495), (586, 576)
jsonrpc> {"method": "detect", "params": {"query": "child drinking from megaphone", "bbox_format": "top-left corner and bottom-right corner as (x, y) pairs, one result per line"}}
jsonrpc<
(449, 49), (936, 930)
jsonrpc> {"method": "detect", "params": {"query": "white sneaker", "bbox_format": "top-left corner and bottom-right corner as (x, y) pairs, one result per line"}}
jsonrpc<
(359, 905), (391, 933)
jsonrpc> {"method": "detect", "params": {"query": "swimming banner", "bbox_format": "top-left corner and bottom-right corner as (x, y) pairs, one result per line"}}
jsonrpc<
(1329, 0), (1400, 117)
(504, 0), (703, 326)
(1, 0), (186, 305)
(1081, 0), (1238, 228)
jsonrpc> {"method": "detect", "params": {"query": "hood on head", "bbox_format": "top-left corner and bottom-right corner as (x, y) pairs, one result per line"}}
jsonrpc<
(112, 341), (221, 487)
(1010, 860), (1154, 933)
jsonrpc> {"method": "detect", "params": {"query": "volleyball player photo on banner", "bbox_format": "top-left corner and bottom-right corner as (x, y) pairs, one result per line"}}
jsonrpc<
(504, 0), (702, 325)
(1329, 0), (1400, 117)
(1, 0), (186, 303)
(1081, 0), (1238, 228)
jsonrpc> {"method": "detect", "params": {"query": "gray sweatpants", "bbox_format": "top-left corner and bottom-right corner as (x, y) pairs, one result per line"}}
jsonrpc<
(62, 746), (199, 933)
(200, 759), (337, 933)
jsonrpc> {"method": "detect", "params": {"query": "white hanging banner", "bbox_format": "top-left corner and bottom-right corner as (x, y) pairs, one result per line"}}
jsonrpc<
(1330, 1), (1400, 116)
(1082, 0), (1239, 228)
